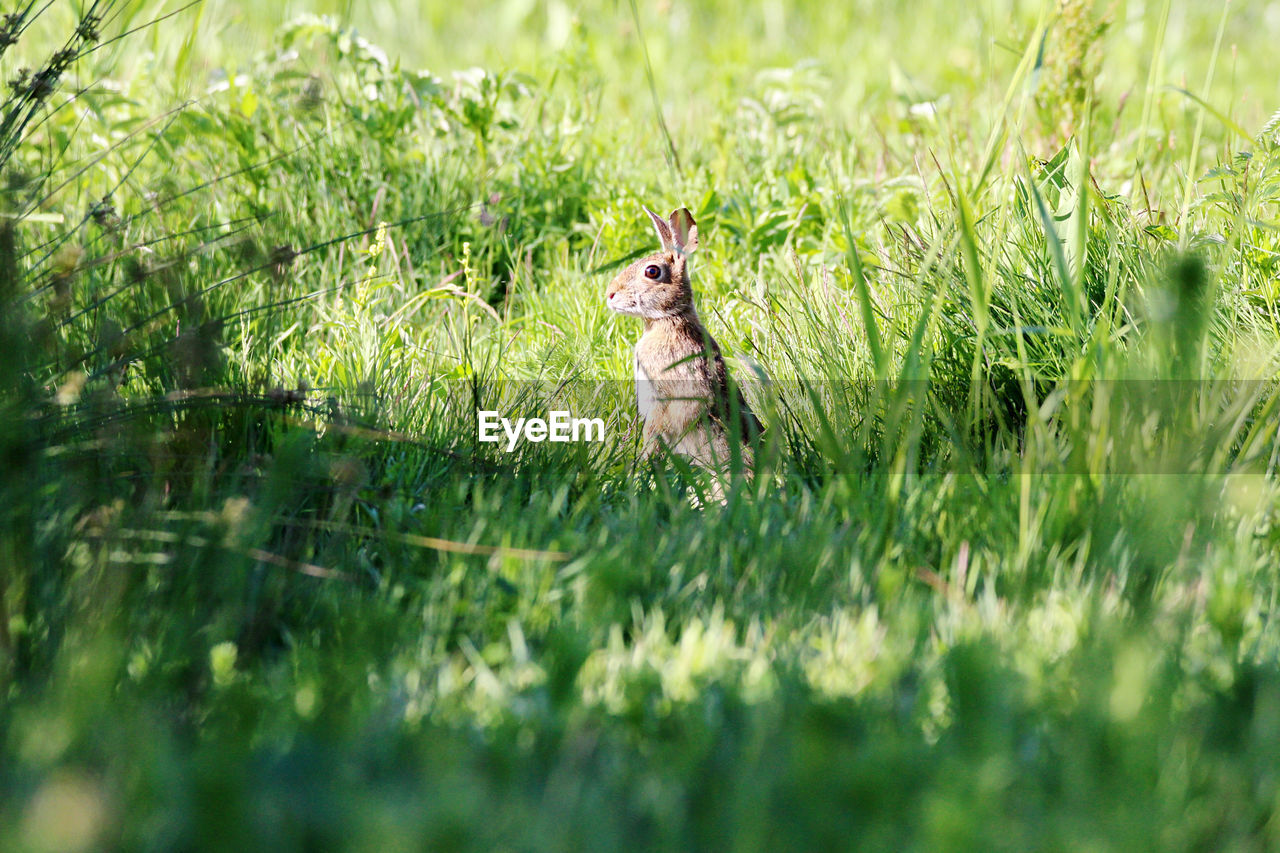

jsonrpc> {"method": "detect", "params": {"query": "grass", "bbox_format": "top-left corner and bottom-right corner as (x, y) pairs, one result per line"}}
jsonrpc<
(3, 0), (1280, 849)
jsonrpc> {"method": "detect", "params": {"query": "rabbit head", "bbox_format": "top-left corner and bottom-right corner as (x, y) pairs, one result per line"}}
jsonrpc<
(606, 206), (700, 319)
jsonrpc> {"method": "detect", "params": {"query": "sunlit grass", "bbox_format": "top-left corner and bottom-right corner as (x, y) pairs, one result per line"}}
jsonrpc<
(2, 0), (1280, 849)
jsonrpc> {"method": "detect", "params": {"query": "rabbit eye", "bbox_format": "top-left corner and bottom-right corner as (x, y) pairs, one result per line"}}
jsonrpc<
(644, 264), (662, 280)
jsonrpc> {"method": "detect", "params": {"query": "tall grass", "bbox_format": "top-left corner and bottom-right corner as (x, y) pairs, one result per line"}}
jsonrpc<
(2, 0), (1280, 849)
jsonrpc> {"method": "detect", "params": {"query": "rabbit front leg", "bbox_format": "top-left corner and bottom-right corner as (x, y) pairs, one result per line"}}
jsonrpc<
(638, 395), (700, 461)
(650, 397), (712, 462)
(639, 400), (678, 460)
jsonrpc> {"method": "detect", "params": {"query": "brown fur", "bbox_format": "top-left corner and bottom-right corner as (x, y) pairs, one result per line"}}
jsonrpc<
(606, 207), (761, 481)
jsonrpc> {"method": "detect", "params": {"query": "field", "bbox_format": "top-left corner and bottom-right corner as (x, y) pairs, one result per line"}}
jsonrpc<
(3, 0), (1280, 848)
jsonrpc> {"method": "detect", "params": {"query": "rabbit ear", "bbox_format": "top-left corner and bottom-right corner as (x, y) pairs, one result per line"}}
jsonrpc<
(668, 208), (698, 255)
(644, 206), (675, 251)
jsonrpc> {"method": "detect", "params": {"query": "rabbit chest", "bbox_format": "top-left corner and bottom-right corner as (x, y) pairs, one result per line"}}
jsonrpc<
(634, 349), (657, 421)
(632, 327), (715, 424)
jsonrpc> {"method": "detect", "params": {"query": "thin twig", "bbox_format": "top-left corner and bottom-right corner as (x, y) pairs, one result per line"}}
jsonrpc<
(627, 0), (680, 177)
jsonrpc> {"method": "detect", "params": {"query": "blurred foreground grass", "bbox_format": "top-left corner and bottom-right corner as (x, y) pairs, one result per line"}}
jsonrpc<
(3, 0), (1280, 849)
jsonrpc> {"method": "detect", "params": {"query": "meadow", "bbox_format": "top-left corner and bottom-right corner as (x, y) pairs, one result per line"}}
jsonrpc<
(3, 0), (1280, 848)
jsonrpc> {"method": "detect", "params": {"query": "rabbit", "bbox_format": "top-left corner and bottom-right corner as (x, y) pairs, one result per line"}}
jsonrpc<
(605, 206), (762, 486)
